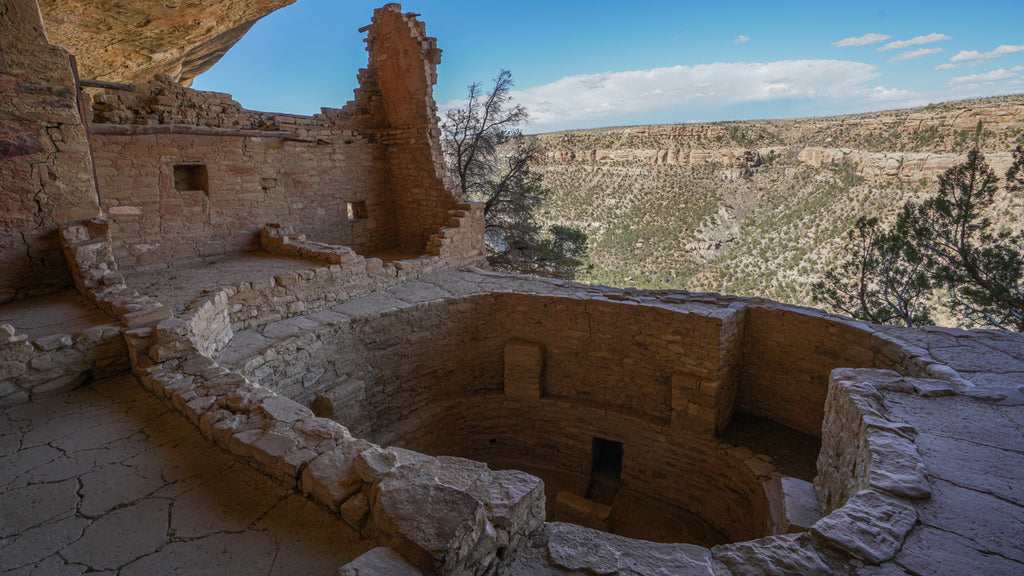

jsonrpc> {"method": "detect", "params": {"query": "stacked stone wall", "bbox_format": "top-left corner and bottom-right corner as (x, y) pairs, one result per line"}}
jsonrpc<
(387, 395), (774, 544)
(0, 321), (126, 406)
(366, 5), (461, 254)
(236, 292), (771, 542)
(85, 4), (483, 271)
(90, 121), (384, 271)
(0, 0), (101, 302)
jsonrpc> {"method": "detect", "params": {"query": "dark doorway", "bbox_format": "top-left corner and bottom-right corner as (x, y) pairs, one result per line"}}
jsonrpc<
(586, 437), (623, 505)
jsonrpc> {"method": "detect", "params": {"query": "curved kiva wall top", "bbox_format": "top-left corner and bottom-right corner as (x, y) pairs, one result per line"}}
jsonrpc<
(176, 258), (956, 544)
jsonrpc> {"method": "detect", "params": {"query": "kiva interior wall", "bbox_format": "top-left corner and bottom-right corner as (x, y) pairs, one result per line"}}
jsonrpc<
(737, 307), (907, 438)
(233, 292), (771, 542)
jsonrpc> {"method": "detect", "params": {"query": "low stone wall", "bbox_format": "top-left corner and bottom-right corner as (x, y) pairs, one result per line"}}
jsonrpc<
(171, 221), (485, 359)
(0, 321), (127, 407)
(815, 368), (934, 512)
(123, 333), (542, 576)
(59, 220), (172, 326)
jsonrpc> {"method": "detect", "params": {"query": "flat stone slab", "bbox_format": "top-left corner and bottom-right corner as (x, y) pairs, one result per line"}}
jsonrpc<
(810, 490), (917, 565)
(545, 521), (715, 576)
(0, 290), (116, 340)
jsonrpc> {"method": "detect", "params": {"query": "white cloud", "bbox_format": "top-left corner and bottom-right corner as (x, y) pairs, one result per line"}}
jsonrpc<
(891, 47), (943, 62)
(949, 45), (1024, 64)
(878, 33), (950, 51)
(833, 33), (890, 47)
(948, 69), (1017, 85)
(934, 63), (957, 71)
(734, 35), (750, 45)
(1013, 65), (1024, 72)
(493, 60), (913, 131)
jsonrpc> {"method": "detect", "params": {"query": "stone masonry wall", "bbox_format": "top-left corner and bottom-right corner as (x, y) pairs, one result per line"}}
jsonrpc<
(90, 120), (383, 271)
(364, 4), (462, 254)
(0, 321), (126, 407)
(86, 4), (481, 271)
(0, 0), (101, 302)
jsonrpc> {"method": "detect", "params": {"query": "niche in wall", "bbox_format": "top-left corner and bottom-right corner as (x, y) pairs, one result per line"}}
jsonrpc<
(173, 164), (208, 192)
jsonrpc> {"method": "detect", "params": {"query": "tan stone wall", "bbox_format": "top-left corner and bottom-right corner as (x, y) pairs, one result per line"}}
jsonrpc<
(389, 396), (773, 544)
(91, 125), (383, 271)
(364, 5), (462, 254)
(84, 5), (480, 270)
(0, 0), (101, 302)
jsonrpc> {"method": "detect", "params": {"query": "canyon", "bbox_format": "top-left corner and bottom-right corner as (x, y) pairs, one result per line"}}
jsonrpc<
(533, 95), (1024, 312)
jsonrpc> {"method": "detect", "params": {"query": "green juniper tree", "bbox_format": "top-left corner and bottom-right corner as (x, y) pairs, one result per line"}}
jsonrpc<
(812, 216), (933, 327)
(814, 147), (1024, 331)
(442, 70), (589, 279)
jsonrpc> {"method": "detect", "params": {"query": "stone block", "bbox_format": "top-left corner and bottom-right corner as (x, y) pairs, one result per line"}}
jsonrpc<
(547, 522), (714, 576)
(336, 547), (423, 576)
(340, 490), (371, 532)
(555, 491), (611, 532)
(865, 428), (931, 500)
(781, 477), (823, 533)
(301, 449), (364, 510)
(810, 489), (917, 565)
(373, 465), (489, 574)
(713, 533), (833, 576)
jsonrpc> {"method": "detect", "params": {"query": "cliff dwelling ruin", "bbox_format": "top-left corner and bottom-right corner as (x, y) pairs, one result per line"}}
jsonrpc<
(1, 1), (1023, 575)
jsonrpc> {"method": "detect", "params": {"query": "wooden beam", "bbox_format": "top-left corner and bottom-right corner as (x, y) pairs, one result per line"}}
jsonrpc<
(79, 79), (136, 91)
(88, 124), (299, 139)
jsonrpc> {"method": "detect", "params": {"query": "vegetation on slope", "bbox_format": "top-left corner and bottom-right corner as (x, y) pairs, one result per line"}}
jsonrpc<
(529, 95), (1024, 325)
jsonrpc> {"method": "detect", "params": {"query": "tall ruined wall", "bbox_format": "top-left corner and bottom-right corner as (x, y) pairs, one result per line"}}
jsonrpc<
(0, 0), (101, 302)
(362, 4), (461, 254)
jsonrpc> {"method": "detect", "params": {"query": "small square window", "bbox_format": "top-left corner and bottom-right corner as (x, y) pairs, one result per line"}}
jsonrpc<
(346, 201), (368, 220)
(174, 164), (208, 192)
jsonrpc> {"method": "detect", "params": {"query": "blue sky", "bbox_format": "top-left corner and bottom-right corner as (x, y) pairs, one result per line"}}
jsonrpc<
(192, 0), (1024, 133)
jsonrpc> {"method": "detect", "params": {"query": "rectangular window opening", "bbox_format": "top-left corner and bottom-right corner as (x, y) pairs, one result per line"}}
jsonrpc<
(346, 201), (368, 220)
(173, 164), (208, 192)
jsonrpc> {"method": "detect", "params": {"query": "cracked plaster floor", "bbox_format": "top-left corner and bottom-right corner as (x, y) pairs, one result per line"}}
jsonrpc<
(0, 373), (371, 576)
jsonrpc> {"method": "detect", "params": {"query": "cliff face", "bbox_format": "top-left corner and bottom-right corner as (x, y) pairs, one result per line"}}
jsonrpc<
(37, 0), (295, 85)
(532, 95), (1024, 308)
(538, 95), (1024, 182)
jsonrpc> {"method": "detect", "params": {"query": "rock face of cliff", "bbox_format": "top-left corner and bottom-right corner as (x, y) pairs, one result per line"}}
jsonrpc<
(37, 0), (295, 84)
(532, 94), (1024, 309)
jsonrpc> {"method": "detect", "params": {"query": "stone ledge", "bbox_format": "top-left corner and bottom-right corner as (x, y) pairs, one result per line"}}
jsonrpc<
(0, 321), (126, 407)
